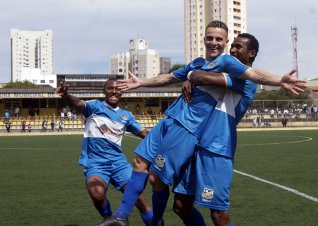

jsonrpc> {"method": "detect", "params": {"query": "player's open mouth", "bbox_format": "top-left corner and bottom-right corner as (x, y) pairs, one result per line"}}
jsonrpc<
(109, 96), (118, 101)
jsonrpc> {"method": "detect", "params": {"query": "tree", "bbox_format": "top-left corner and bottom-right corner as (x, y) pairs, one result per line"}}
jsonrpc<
(4, 80), (41, 88)
(168, 64), (185, 73)
(250, 88), (312, 110)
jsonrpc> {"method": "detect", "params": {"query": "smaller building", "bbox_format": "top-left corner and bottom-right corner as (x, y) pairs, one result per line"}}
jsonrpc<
(110, 39), (160, 79)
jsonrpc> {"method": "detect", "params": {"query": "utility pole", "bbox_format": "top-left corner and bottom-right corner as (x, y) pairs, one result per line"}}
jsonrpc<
(291, 25), (299, 78)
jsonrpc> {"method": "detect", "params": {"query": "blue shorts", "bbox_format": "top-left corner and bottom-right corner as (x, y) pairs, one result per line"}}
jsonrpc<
(83, 153), (132, 191)
(134, 117), (166, 163)
(136, 116), (198, 186)
(174, 148), (233, 211)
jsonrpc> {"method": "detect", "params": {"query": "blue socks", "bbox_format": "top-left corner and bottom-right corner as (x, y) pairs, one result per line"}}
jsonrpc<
(114, 171), (148, 219)
(228, 223), (234, 226)
(150, 187), (170, 226)
(141, 210), (153, 226)
(98, 200), (112, 218)
(182, 207), (206, 226)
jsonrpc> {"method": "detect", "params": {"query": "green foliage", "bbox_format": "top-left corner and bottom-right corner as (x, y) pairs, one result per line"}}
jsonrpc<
(168, 64), (185, 73)
(4, 80), (41, 88)
(255, 88), (311, 101)
(163, 64), (187, 88)
(251, 88), (313, 109)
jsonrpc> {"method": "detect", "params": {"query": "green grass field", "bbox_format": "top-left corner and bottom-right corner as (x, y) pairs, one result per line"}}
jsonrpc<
(0, 130), (317, 226)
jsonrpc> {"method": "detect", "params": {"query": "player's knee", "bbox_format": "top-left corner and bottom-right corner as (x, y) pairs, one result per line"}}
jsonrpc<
(148, 171), (160, 187)
(86, 178), (106, 202)
(172, 200), (186, 217)
(173, 195), (193, 218)
(148, 172), (166, 191)
(210, 209), (230, 226)
(88, 185), (105, 201)
(133, 155), (149, 173)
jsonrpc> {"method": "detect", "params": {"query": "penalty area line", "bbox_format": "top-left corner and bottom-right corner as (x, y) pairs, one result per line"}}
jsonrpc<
(234, 169), (318, 203)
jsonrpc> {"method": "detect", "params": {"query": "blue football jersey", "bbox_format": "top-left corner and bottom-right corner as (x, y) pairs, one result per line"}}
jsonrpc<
(197, 75), (257, 158)
(79, 100), (143, 167)
(165, 54), (249, 136)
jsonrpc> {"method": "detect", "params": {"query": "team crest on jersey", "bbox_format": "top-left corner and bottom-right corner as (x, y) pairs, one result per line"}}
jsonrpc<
(207, 61), (217, 69)
(120, 114), (127, 121)
(201, 188), (214, 201)
(155, 155), (165, 168)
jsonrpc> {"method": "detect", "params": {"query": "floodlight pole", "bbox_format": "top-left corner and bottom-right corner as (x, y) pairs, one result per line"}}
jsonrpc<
(291, 26), (299, 79)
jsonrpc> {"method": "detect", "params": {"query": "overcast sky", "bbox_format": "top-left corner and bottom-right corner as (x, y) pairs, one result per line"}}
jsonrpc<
(0, 0), (317, 83)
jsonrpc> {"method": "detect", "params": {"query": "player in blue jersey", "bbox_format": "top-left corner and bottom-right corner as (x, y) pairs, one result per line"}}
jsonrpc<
(95, 21), (306, 226)
(55, 79), (153, 226)
(172, 33), (261, 226)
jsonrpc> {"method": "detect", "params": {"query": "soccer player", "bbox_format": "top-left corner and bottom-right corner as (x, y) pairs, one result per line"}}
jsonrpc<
(96, 21), (305, 226)
(172, 33), (261, 226)
(55, 79), (153, 226)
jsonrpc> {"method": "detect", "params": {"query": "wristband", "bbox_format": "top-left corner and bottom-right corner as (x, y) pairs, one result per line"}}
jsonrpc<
(187, 71), (193, 80)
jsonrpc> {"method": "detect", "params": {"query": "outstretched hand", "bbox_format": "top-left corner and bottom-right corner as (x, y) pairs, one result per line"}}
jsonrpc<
(55, 82), (69, 96)
(280, 68), (307, 95)
(117, 71), (142, 91)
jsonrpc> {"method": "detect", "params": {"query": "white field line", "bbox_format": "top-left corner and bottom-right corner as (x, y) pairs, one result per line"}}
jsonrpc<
(237, 136), (312, 146)
(234, 169), (318, 203)
(127, 133), (317, 202)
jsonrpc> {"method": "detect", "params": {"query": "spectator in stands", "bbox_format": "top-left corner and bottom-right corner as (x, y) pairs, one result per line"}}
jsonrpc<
(253, 118), (257, 128)
(59, 108), (65, 120)
(257, 116), (262, 128)
(66, 107), (72, 120)
(282, 115), (288, 127)
(5, 120), (11, 133)
(27, 123), (32, 132)
(136, 104), (141, 115)
(147, 107), (153, 115)
(55, 79), (153, 226)
(42, 120), (48, 132)
(58, 120), (64, 132)
(14, 106), (20, 118)
(21, 121), (26, 132)
(264, 120), (271, 128)
(51, 120), (55, 131)
(4, 109), (10, 121)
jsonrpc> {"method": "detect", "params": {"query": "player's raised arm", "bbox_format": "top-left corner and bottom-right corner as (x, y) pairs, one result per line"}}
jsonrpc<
(55, 82), (85, 113)
(117, 71), (180, 91)
(241, 68), (307, 95)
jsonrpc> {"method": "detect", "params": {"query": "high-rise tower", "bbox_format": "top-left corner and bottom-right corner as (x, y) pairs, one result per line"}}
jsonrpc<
(10, 29), (53, 82)
(184, 0), (247, 63)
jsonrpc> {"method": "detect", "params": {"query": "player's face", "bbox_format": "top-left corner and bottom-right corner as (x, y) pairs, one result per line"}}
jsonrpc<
(230, 37), (254, 65)
(204, 27), (228, 60)
(104, 80), (122, 108)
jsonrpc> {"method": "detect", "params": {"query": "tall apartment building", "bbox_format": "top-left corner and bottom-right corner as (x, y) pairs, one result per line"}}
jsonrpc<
(11, 29), (53, 82)
(160, 57), (172, 74)
(109, 39), (160, 79)
(184, 0), (247, 63)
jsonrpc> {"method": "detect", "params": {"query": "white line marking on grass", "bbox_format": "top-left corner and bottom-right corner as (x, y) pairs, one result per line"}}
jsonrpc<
(238, 136), (312, 146)
(126, 134), (317, 202)
(234, 169), (318, 203)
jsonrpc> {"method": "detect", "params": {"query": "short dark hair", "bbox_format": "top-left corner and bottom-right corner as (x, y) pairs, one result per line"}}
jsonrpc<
(205, 20), (228, 34)
(237, 33), (259, 63)
(103, 78), (117, 89)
